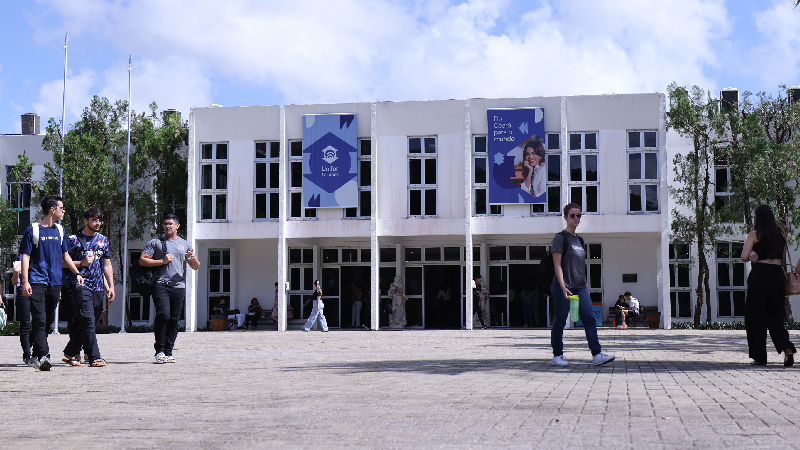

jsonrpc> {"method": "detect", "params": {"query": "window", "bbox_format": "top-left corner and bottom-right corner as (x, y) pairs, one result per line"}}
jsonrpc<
(288, 140), (316, 219)
(199, 142), (228, 221)
(208, 249), (232, 317)
(716, 242), (746, 317)
(586, 243), (603, 306)
(472, 135), (501, 216)
(669, 243), (692, 318)
(254, 141), (280, 220)
(713, 153), (740, 223)
(5, 165), (31, 234)
(345, 138), (372, 219)
(627, 130), (659, 213)
(288, 247), (316, 320)
(567, 132), (598, 214)
(408, 136), (437, 217)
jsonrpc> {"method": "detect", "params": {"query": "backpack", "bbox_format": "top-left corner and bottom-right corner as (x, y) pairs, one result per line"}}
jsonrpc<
(129, 238), (168, 296)
(31, 223), (64, 248)
(538, 231), (585, 293)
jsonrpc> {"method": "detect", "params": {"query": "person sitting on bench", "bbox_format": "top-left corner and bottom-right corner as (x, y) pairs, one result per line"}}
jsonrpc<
(212, 298), (245, 329)
(614, 295), (629, 328)
(624, 291), (640, 325)
(245, 298), (262, 329)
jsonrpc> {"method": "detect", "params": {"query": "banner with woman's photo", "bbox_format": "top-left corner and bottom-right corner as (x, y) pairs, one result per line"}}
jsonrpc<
(486, 108), (546, 205)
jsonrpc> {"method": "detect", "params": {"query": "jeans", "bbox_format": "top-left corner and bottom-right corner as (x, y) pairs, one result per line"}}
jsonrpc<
(352, 300), (362, 327)
(16, 288), (31, 358)
(303, 301), (328, 331)
(30, 284), (61, 358)
(746, 264), (796, 363)
(153, 284), (185, 356)
(550, 283), (601, 356)
(63, 286), (102, 360)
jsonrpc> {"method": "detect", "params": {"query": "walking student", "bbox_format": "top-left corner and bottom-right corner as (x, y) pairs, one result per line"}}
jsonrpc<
(11, 255), (33, 366)
(550, 203), (614, 366)
(741, 204), (796, 367)
(139, 214), (200, 364)
(61, 207), (114, 367)
(302, 290), (328, 332)
(473, 275), (487, 329)
(19, 195), (84, 371)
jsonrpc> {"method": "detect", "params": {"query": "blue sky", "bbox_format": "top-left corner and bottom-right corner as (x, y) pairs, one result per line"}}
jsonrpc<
(1, 0), (798, 134)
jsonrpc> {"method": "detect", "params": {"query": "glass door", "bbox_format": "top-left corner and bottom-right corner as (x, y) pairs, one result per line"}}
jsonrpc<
(488, 265), (508, 326)
(321, 267), (340, 328)
(404, 266), (423, 327)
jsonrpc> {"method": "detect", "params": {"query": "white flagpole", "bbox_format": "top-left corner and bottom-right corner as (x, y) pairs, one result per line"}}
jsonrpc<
(52, 32), (68, 335)
(120, 55), (132, 333)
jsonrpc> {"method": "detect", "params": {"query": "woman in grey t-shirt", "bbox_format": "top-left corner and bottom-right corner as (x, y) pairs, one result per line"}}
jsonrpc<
(550, 203), (614, 367)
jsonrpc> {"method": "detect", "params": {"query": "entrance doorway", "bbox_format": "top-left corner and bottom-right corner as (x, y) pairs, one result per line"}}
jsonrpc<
(423, 265), (461, 329)
(340, 266), (371, 328)
(509, 264), (544, 327)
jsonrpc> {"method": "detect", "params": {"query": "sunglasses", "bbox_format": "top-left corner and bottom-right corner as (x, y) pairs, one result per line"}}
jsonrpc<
(569, 214), (582, 219)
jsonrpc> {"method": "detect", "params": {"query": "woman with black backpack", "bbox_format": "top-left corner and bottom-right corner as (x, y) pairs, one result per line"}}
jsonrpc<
(550, 203), (615, 366)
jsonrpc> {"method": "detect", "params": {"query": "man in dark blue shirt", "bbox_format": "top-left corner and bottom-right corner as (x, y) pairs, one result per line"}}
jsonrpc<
(19, 195), (83, 371)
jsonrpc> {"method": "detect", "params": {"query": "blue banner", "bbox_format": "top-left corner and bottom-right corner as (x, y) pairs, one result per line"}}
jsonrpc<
(487, 108), (546, 205)
(302, 114), (358, 208)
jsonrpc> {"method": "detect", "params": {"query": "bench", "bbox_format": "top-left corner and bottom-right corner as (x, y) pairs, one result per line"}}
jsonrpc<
(606, 306), (653, 327)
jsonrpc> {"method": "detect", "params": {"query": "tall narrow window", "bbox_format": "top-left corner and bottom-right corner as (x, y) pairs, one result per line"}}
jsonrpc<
(199, 142), (228, 221)
(408, 136), (437, 217)
(627, 130), (659, 213)
(254, 141), (280, 220)
(566, 132), (598, 213)
(208, 248), (232, 317)
(288, 139), (316, 219)
(472, 135), (501, 216)
(345, 138), (372, 219)
(716, 242), (746, 317)
(669, 243), (692, 318)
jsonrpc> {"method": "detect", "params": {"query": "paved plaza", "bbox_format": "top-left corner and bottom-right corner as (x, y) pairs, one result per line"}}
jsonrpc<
(3, 328), (800, 449)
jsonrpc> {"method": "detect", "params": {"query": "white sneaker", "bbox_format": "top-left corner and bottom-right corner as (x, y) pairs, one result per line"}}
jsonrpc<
(551, 355), (569, 366)
(155, 352), (167, 364)
(592, 352), (615, 366)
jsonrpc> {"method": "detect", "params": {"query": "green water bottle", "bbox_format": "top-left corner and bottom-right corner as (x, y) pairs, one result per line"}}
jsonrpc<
(568, 295), (580, 322)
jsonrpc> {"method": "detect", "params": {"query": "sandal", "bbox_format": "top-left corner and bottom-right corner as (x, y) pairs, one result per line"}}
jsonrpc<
(62, 354), (81, 366)
(89, 358), (106, 367)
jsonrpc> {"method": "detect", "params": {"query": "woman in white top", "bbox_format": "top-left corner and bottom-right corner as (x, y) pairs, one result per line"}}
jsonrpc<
(521, 141), (546, 198)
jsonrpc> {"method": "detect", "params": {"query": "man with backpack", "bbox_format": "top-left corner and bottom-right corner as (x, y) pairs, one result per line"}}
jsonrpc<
(61, 207), (114, 367)
(19, 195), (84, 371)
(549, 203), (614, 366)
(139, 214), (200, 363)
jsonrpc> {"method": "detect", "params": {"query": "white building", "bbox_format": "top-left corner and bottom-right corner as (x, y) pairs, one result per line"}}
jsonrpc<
(185, 94), (687, 331)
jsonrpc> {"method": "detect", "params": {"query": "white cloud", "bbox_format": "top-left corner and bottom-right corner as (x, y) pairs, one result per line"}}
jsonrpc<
(31, 69), (96, 127)
(749, 0), (800, 88)
(29, 0), (734, 109)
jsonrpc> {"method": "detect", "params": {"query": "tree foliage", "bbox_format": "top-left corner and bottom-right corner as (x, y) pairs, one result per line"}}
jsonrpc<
(667, 83), (731, 326)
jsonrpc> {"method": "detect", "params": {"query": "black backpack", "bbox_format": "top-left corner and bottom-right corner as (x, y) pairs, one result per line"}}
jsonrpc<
(539, 231), (584, 293)
(130, 238), (167, 295)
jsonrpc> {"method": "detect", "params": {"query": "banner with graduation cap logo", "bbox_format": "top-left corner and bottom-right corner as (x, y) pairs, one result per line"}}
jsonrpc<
(302, 114), (358, 208)
(487, 108), (546, 205)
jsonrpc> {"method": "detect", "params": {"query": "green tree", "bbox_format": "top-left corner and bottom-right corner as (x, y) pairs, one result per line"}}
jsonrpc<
(667, 83), (732, 326)
(0, 198), (19, 297)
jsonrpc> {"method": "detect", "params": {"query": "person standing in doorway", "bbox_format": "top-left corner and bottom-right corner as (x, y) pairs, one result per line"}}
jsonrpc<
(741, 204), (796, 366)
(351, 282), (362, 328)
(19, 195), (84, 371)
(271, 282), (279, 329)
(473, 275), (487, 329)
(61, 207), (115, 367)
(302, 290), (328, 332)
(550, 203), (614, 366)
(139, 214), (200, 364)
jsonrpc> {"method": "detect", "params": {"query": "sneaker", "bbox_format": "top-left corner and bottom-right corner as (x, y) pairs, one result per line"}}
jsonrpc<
(89, 358), (106, 367)
(62, 354), (81, 366)
(165, 355), (175, 363)
(592, 352), (615, 366)
(23, 355), (32, 366)
(155, 352), (167, 364)
(551, 355), (569, 366)
(37, 355), (52, 371)
(302, 328), (309, 332)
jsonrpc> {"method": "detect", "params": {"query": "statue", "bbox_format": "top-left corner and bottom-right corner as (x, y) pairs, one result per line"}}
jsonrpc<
(388, 275), (406, 328)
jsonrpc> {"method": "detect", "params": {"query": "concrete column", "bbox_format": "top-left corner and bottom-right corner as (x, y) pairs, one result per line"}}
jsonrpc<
(464, 99), (473, 330)
(370, 102), (379, 330)
(277, 106), (288, 331)
(657, 93), (671, 329)
(185, 110), (198, 331)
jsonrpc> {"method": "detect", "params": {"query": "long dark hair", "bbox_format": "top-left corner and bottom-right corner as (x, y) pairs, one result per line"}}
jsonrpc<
(754, 204), (785, 258)
(521, 141), (545, 180)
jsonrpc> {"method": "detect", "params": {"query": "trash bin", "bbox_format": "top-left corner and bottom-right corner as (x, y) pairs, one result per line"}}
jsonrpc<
(211, 315), (227, 331)
(647, 312), (661, 329)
